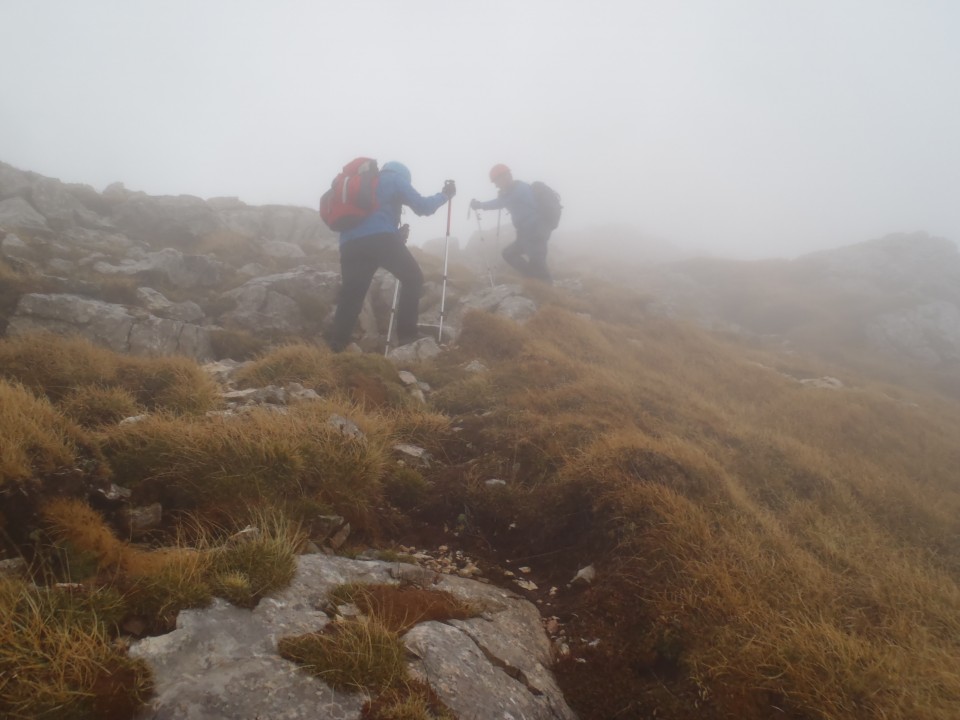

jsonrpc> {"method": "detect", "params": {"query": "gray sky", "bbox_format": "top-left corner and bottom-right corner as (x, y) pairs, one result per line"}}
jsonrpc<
(2, 0), (958, 259)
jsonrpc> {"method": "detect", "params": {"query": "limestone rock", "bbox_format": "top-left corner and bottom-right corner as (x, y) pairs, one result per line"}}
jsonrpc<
(130, 555), (575, 720)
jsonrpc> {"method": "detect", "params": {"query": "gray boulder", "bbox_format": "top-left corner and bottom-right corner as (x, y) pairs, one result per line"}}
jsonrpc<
(0, 196), (49, 233)
(130, 554), (575, 720)
(8, 293), (213, 361)
(94, 247), (225, 289)
(220, 267), (339, 335)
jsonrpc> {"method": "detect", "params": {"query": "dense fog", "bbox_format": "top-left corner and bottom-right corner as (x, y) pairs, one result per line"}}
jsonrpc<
(2, 0), (958, 259)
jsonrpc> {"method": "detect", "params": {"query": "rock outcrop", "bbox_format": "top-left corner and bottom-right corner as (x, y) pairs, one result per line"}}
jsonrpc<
(0, 160), (543, 358)
(131, 554), (576, 720)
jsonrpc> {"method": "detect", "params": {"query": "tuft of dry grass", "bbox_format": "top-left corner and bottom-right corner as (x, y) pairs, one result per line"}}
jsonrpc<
(328, 582), (477, 634)
(278, 616), (408, 692)
(0, 333), (220, 414)
(233, 342), (336, 392)
(279, 581), (469, 715)
(0, 333), (119, 402)
(0, 380), (89, 486)
(362, 679), (457, 720)
(205, 509), (304, 608)
(454, 310), (526, 362)
(208, 327), (269, 361)
(0, 576), (153, 720)
(39, 498), (305, 632)
(98, 402), (391, 531)
(60, 385), (141, 428)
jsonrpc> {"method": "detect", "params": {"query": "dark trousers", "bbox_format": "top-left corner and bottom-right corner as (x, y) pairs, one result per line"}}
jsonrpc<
(502, 227), (552, 284)
(330, 233), (423, 349)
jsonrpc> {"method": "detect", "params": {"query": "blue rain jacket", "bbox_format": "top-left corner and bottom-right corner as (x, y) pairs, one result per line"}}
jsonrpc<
(340, 167), (448, 245)
(473, 180), (540, 233)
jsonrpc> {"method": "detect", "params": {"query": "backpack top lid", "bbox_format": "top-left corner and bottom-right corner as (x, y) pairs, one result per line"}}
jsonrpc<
(340, 157), (378, 176)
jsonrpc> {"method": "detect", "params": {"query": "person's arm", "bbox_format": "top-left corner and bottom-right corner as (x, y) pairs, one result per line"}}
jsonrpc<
(471, 194), (506, 211)
(398, 181), (449, 217)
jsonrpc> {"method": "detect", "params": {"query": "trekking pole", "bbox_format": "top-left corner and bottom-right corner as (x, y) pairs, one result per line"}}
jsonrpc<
(471, 209), (496, 288)
(383, 278), (400, 357)
(437, 184), (453, 343)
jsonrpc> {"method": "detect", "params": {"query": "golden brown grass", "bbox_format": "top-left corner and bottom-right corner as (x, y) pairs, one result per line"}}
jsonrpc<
(0, 333), (220, 414)
(98, 400), (392, 530)
(279, 581), (468, 716)
(0, 576), (153, 720)
(233, 341), (336, 391)
(60, 385), (141, 428)
(431, 298), (960, 719)
(6, 270), (960, 719)
(0, 380), (90, 486)
(328, 582), (477, 634)
(279, 616), (407, 692)
(39, 498), (303, 632)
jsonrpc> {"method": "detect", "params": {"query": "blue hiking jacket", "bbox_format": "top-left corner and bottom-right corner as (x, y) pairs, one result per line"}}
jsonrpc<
(473, 180), (540, 233)
(340, 167), (448, 245)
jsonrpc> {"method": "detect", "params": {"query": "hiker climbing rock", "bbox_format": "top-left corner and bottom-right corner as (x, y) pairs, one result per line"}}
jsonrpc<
(470, 164), (560, 285)
(324, 160), (455, 352)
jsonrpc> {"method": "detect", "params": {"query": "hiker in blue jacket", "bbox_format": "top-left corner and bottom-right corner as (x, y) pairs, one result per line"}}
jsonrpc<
(328, 162), (455, 352)
(470, 164), (552, 284)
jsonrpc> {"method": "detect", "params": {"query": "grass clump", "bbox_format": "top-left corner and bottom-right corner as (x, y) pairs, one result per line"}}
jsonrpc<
(206, 510), (304, 608)
(280, 581), (471, 714)
(0, 333), (220, 414)
(328, 582), (477, 634)
(362, 680), (457, 720)
(454, 310), (526, 362)
(0, 577), (153, 720)
(39, 498), (303, 633)
(329, 352), (416, 409)
(98, 403), (390, 531)
(382, 467), (430, 511)
(0, 380), (89, 486)
(60, 385), (141, 428)
(233, 342), (335, 392)
(278, 617), (407, 692)
(208, 327), (269, 361)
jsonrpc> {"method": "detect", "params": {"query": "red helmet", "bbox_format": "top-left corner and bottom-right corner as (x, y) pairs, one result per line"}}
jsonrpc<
(489, 163), (511, 182)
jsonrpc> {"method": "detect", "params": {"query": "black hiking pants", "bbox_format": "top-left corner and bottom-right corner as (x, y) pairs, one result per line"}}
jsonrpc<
(330, 232), (423, 351)
(502, 226), (552, 284)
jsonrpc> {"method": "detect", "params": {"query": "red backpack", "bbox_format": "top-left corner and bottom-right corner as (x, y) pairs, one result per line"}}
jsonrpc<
(319, 157), (379, 231)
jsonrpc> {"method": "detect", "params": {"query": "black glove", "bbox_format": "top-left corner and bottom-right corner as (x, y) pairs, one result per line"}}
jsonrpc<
(442, 180), (457, 198)
(398, 224), (410, 244)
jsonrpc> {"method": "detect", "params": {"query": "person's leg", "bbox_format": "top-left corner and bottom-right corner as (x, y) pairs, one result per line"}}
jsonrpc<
(525, 231), (552, 284)
(329, 239), (379, 350)
(371, 235), (424, 343)
(501, 240), (530, 277)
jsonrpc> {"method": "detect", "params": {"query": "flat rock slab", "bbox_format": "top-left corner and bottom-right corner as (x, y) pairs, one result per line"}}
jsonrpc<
(131, 554), (576, 720)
